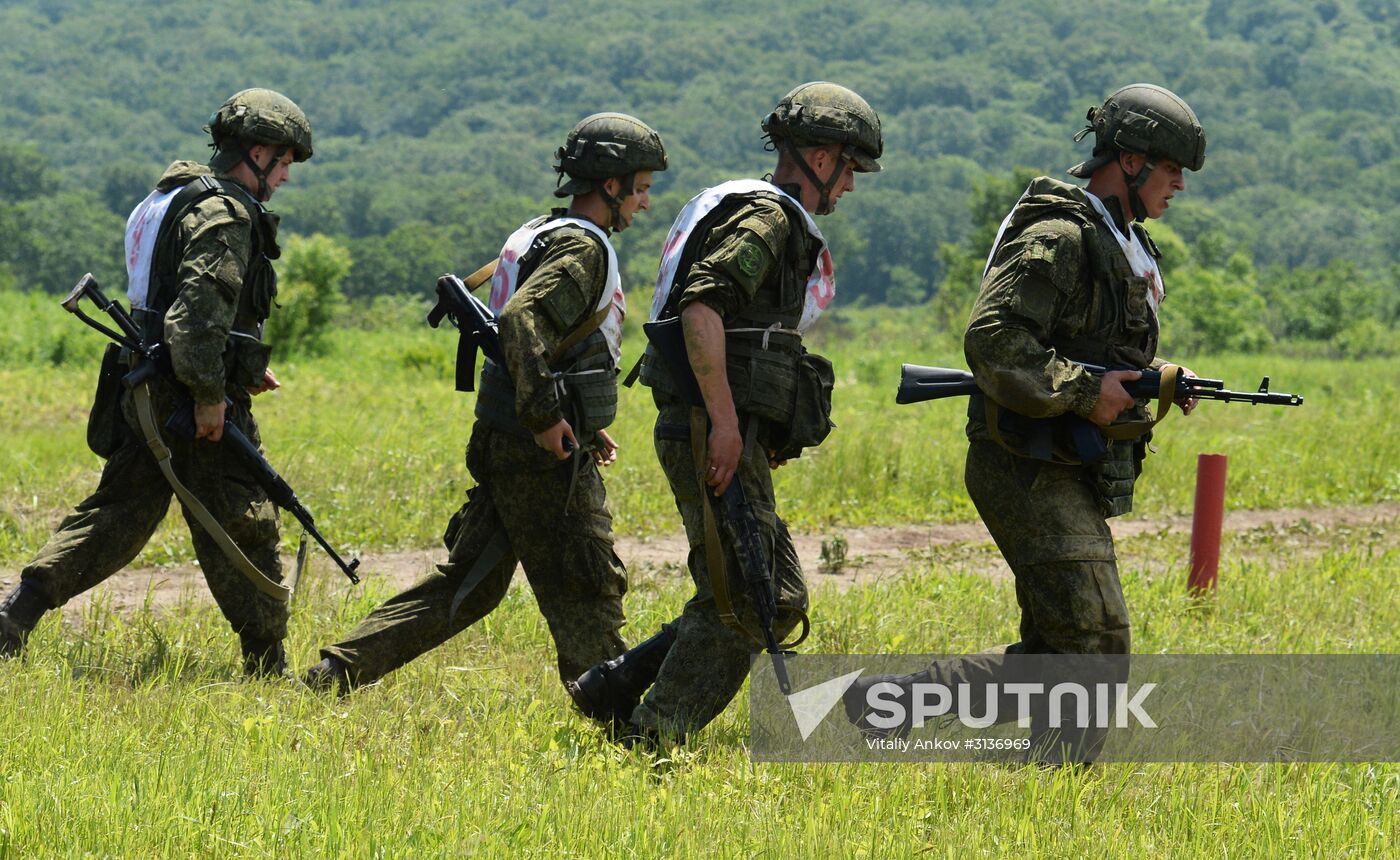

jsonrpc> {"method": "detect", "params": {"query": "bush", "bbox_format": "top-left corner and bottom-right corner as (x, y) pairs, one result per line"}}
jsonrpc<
(265, 234), (351, 357)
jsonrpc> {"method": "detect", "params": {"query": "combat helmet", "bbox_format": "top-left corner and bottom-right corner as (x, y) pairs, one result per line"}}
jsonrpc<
(554, 113), (668, 231)
(207, 88), (314, 199)
(1068, 83), (1205, 219)
(761, 82), (883, 213)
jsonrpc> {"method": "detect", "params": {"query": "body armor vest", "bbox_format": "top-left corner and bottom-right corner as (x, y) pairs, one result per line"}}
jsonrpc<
(639, 191), (818, 434)
(132, 175), (281, 394)
(972, 184), (1162, 516)
(473, 229), (620, 446)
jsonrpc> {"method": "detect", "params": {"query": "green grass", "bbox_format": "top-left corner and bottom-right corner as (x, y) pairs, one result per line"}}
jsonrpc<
(1, 521), (1395, 857)
(2, 299), (1397, 568)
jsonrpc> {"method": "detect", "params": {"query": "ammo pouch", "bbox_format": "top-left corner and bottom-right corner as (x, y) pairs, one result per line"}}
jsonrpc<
(87, 343), (129, 459)
(768, 349), (835, 460)
(558, 367), (618, 436)
(1089, 436), (1146, 518)
(725, 327), (802, 428)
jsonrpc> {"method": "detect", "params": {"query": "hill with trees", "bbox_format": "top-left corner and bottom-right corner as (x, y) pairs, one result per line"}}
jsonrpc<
(0, 0), (1396, 352)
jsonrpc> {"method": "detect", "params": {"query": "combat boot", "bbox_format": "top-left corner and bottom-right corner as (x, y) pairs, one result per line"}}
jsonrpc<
(0, 581), (50, 658)
(240, 635), (289, 679)
(301, 655), (355, 696)
(842, 671), (930, 741)
(567, 623), (677, 726)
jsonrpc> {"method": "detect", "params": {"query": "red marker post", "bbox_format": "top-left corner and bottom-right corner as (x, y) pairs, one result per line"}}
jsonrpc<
(1187, 453), (1228, 593)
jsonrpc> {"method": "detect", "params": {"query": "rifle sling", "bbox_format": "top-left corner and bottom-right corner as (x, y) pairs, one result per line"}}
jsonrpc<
(464, 259), (498, 292)
(448, 530), (511, 621)
(689, 406), (764, 648)
(547, 304), (612, 366)
(131, 382), (290, 602)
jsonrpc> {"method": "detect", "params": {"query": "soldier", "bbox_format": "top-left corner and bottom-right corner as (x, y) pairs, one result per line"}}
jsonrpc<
(303, 114), (667, 701)
(0, 89), (313, 675)
(846, 84), (1206, 762)
(570, 83), (882, 745)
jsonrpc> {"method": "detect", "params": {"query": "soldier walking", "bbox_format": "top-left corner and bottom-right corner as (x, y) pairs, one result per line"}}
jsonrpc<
(572, 84), (883, 745)
(0, 89), (314, 676)
(304, 115), (667, 702)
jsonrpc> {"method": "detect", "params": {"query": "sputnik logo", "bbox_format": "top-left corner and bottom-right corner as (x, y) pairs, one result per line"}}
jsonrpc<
(786, 669), (865, 741)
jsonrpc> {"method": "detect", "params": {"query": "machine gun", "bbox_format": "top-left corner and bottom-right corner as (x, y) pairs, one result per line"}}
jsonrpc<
(61, 273), (361, 586)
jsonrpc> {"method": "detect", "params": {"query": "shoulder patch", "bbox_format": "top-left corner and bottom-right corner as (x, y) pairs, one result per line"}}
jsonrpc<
(736, 240), (765, 278)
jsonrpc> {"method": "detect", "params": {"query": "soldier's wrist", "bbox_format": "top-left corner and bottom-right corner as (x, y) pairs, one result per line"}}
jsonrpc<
(1069, 373), (1102, 418)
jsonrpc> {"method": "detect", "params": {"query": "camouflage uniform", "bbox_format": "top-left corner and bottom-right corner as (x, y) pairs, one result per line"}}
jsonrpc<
(1, 161), (289, 669)
(962, 175), (1161, 656)
(320, 227), (630, 686)
(630, 196), (818, 738)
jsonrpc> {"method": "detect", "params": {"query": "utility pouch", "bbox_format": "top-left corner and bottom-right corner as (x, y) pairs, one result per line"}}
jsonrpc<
(769, 349), (835, 459)
(560, 367), (619, 435)
(87, 343), (128, 458)
(1090, 437), (1139, 518)
(729, 346), (798, 427)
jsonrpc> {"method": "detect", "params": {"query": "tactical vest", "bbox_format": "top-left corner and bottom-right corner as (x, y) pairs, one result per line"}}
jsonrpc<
(971, 186), (1162, 516)
(473, 228), (619, 445)
(639, 191), (818, 435)
(131, 175), (281, 394)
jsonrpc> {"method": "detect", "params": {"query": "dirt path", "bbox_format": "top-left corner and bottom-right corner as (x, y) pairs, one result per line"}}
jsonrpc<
(3, 502), (1395, 617)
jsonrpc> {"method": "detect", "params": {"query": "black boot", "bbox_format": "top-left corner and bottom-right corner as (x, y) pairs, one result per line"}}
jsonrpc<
(301, 655), (354, 695)
(0, 581), (50, 658)
(240, 635), (289, 679)
(568, 623), (677, 726)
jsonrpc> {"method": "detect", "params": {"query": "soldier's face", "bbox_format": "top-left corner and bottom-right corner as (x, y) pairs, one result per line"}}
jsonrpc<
(612, 170), (653, 230)
(1127, 154), (1185, 219)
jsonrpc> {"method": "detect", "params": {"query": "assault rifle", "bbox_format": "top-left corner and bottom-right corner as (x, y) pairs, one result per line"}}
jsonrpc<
(896, 361), (1303, 462)
(60, 274), (362, 585)
(644, 316), (804, 694)
(427, 272), (504, 393)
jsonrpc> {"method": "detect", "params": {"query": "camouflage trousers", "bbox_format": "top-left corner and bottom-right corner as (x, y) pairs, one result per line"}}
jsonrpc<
(630, 403), (808, 738)
(964, 439), (1131, 655)
(322, 424), (628, 686)
(18, 388), (286, 642)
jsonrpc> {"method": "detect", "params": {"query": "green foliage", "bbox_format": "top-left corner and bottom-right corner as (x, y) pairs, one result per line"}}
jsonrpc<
(0, 0), (1398, 319)
(265, 234), (351, 357)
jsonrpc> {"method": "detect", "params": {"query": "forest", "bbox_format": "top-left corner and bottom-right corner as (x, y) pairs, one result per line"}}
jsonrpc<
(0, 0), (1397, 355)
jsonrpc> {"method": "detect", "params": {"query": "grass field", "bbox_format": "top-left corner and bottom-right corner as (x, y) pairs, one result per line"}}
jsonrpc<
(3, 295), (1397, 566)
(2, 298), (1397, 856)
(1, 519), (1396, 856)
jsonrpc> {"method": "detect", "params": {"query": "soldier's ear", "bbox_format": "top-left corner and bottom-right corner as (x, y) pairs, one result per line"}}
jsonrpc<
(602, 176), (623, 198)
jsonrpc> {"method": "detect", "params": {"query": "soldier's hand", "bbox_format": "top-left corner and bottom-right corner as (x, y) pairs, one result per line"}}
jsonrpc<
(195, 401), (226, 442)
(706, 420), (743, 495)
(767, 448), (789, 470)
(247, 367), (280, 396)
(1174, 365), (1199, 415)
(592, 429), (619, 467)
(533, 419), (578, 461)
(1088, 370), (1140, 428)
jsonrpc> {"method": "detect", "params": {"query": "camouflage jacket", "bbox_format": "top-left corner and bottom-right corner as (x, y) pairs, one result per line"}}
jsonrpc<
(154, 161), (279, 407)
(964, 176), (1162, 441)
(496, 225), (610, 433)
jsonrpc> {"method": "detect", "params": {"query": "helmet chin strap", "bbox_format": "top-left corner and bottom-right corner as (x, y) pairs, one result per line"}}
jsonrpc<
(597, 173), (635, 232)
(240, 144), (289, 202)
(777, 140), (852, 214)
(1119, 152), (1157, 222)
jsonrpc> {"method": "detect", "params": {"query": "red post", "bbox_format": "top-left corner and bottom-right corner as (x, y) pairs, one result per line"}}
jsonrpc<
(1187, 453), (1228, 593)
